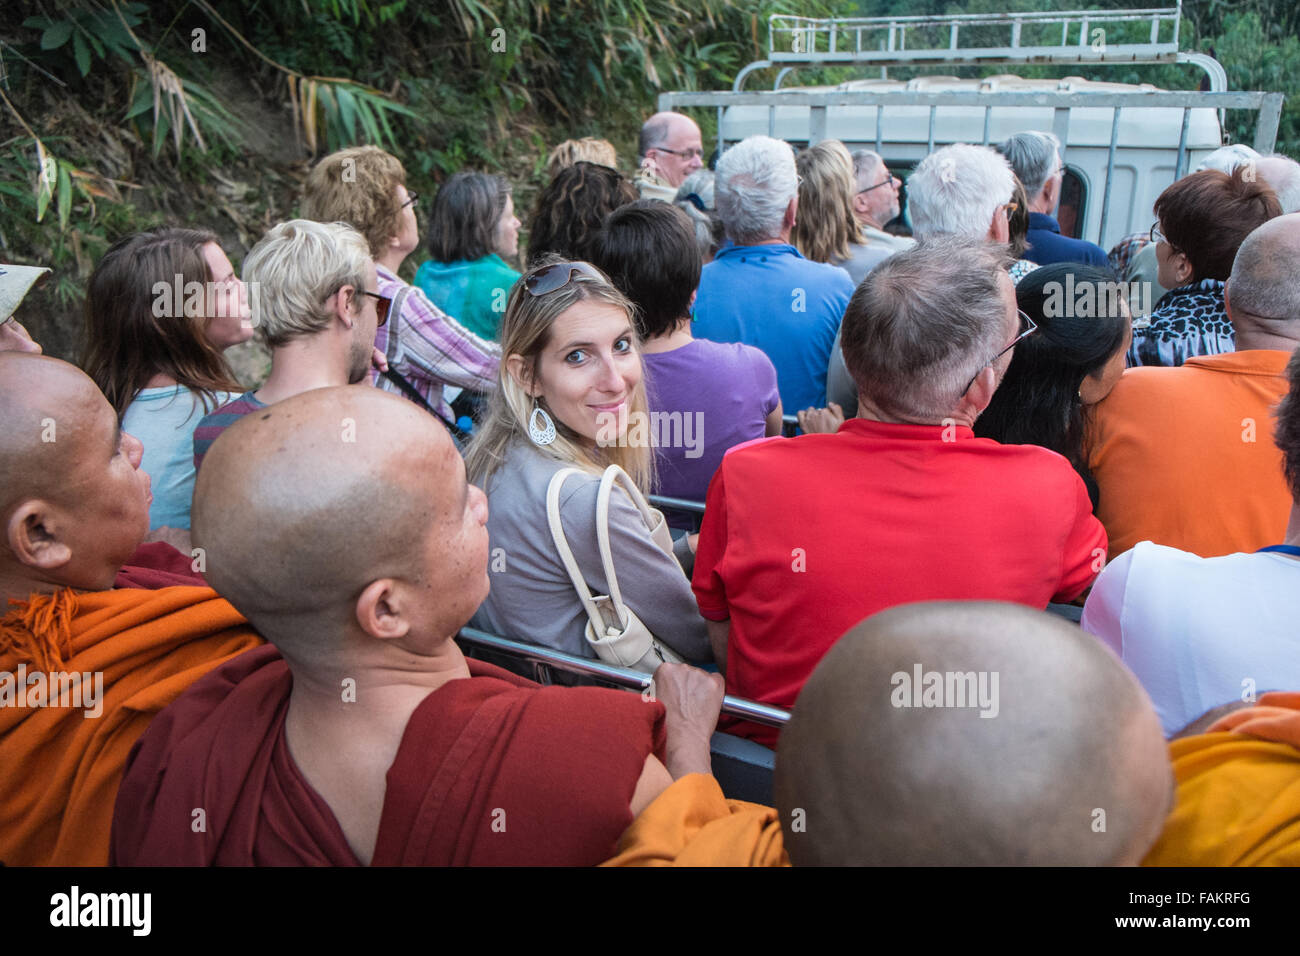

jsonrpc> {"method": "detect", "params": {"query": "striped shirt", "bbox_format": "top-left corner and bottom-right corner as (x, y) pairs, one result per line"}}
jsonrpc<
(373, 264), (501, 420)
(192, 390), (267, 470)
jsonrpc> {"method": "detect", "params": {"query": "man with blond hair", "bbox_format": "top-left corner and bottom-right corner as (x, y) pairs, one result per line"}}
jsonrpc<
(192, 219), (385, 466)
(304, 146), (499, 427)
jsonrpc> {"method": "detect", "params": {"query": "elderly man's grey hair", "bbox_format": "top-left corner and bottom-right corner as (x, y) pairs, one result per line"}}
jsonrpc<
(715, 136), (799, 245)
(1195, 143), (1261, 176)
(907, 144), (1016, 241)
(1226, 213), (1300, 322)
(1258, 155), (1300, 214)
(996, 131), (1061, 198)
(851, 149), (885, 188)
(638, 114), (672, 161)
(839, 236), (1014, 420)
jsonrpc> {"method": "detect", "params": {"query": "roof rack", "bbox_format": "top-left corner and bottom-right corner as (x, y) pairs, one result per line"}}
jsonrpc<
(767, 6), (1181, 68)
(734, 3), (1224, 92)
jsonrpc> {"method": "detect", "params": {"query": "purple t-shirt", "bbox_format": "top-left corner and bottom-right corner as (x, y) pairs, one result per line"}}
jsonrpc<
(643, 338), (780, 510)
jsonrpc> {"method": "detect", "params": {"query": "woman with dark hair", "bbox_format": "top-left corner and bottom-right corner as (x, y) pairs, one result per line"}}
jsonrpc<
(1131, 167), (1280, 366)
(414, 171), (521, 342)
(974, 262), (1132, 507)
(82, 228), (251, 530)
(526, 161), (637, 267)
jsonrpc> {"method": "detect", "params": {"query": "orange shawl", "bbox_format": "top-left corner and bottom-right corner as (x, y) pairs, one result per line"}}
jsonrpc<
(0, 586), (262, 866)
(601, 773), (789, 867)
(1143, 692), (1300, 866)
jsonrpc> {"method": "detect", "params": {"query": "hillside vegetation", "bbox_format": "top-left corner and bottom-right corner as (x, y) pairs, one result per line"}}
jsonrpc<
(1, 0), (1294, 372)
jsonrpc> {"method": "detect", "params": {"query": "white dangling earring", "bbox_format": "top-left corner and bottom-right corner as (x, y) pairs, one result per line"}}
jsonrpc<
(528, 402), (556, 446)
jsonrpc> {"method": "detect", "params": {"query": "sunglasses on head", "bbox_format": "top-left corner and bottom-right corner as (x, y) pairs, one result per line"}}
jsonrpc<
(524, 261), (605, 297)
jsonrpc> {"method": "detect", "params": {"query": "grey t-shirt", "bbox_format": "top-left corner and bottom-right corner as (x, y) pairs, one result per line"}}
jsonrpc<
(470, 441), (711, 663)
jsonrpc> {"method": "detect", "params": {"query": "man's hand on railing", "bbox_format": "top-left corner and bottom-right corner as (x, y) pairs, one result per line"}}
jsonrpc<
(796, 401), (845, 434)
(652, 662), (725, 779)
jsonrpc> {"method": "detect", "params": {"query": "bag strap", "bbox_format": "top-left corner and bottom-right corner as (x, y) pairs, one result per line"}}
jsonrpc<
(594, 466), (658, 624)
(379, 284), (472, 443)
(546, 467), (612, 635)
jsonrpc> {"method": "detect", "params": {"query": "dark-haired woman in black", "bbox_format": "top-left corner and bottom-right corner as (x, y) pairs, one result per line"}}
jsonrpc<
(975, 263), (1132, 508)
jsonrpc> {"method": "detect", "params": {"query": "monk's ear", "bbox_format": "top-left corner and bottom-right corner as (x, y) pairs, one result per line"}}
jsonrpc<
(506, 353), (542, 397)
(6, 500), (73, 572)
(355, 578), (410, 641)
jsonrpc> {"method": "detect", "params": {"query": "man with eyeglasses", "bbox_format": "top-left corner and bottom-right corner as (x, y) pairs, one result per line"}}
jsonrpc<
(850, 150), (914, 254)
(193, 220), (389, 469)
(635, 111), (705, 201)
(692, 236), (1106, 747)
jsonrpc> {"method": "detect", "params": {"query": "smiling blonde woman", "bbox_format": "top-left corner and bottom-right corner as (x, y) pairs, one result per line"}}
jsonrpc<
(465, 257), (710, 663)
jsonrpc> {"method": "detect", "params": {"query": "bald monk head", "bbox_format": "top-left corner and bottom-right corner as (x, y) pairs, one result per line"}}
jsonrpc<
(192, 385), (490, 667)
(0, 354), (151, 600)
(774, 602), (1173, 866)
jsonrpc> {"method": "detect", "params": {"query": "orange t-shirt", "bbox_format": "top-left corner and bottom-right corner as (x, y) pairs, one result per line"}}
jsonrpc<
(1087, 350), (1292, 560)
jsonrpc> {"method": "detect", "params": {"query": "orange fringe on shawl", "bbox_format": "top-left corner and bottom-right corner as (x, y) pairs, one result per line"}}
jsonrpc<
(0, 586), (262, 866)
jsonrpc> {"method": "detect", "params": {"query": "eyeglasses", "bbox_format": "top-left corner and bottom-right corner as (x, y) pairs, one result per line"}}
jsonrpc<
(652, 146), (704, 160)
(401, 191), (419, 210)
(857, 172), (898, 195)
(1149, 221), (1166, 244)
(356, 289), (392, 326)
(524, 261), (605, 297)
(962, 309), (1038, 394)
(1001, 201), (1020, 218)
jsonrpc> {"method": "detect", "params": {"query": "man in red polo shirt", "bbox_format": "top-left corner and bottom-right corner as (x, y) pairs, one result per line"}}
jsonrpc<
(692, 236), (1106, 747)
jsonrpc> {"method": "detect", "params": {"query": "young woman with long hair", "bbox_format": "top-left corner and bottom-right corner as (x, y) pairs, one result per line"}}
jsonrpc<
(82, 228), (251, 529)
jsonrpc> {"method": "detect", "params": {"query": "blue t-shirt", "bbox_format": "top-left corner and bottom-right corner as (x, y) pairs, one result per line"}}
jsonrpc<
(1024, 213), (1109, 268)
(692, 243), (853, 412)
(122, 385), (233, 530)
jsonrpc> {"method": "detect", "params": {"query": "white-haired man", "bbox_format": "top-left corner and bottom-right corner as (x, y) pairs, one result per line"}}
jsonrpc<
(693, 237), (1106, 747)
(997, 131), (1108, 268)
(825, 143), (1023, 413)
(693, 135), (855, 413)
(850, 150), (913, 253)
(192, 219), (386, 467)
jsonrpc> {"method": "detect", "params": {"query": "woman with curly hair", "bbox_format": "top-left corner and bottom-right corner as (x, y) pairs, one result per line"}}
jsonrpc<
(526, 161), (637, 267)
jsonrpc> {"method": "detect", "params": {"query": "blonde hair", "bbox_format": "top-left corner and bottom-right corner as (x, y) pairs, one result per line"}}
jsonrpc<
(546, 138), (618, 179)
(243, 219), (371, 348)
(794, 140), (863, 264)
(303, 145), (406, 258)
(465, 257), (654, 493)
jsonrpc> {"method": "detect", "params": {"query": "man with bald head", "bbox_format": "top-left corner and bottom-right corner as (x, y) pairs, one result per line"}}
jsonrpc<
(1088, 212), (1300, 560)
(605, 601), (1172, 866)
(636, 111), (704, 201)
(113, 385), (723, 866)
(0, 354), (261, 865)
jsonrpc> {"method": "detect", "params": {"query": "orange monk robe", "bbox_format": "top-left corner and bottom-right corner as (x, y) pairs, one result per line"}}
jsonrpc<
(1143, 692), (1300, 867)
(601, 774), (789, 867)
(0, 586), (262, 866)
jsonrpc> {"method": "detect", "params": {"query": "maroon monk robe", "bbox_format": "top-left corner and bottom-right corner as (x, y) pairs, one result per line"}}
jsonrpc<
(114, 542), (207, 590)
(111, 644), (667, 866)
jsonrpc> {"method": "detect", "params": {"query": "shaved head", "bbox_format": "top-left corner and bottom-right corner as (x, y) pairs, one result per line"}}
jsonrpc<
(0, 354), (152, 597)
(774, 602), (1172, 866)
(192, 386), (490, 669)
